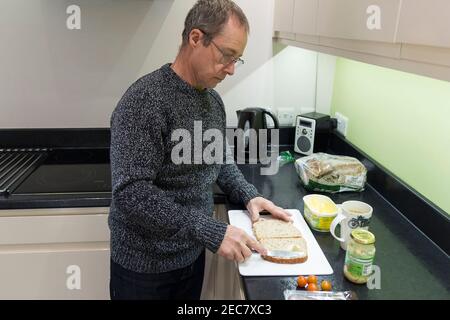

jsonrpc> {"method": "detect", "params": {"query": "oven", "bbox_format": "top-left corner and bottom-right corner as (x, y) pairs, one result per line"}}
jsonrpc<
(0, 148), (112, 299)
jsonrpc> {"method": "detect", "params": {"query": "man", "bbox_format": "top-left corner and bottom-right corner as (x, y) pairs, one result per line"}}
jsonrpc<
(109, 0), (291, 300)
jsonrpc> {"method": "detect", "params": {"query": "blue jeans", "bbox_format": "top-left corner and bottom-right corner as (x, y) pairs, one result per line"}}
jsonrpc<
(109, 251), (205, 300)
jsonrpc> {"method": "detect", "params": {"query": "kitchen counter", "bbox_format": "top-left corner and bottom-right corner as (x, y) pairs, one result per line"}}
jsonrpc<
(0, 129), (448, 300)
(1, 157), (448, 300)
(229, 160), (449, 300)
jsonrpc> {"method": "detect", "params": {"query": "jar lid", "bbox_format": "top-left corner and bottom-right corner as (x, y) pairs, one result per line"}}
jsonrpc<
(350, 229), (375, 244)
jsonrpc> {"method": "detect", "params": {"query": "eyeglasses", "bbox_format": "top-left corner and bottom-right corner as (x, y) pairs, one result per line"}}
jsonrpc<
(209, 40), (245, 67)
(199, 30), (245, 67)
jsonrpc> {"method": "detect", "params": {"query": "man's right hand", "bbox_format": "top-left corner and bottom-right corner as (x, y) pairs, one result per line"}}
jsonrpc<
(217, 225), (267, 263)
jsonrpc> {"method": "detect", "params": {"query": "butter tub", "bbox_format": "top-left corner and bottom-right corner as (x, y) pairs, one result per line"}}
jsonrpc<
(303, 194), (339, 232)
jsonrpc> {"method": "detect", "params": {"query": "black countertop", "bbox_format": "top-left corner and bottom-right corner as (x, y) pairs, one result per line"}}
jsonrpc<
(230, 161), (449, 300)
(0, 134), (448, 299)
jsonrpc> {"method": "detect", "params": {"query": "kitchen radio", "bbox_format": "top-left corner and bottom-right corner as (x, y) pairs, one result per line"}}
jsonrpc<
(294, 112), (334, 155)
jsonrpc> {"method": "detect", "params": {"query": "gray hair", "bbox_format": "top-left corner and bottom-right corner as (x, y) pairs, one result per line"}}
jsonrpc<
(181, 0), (250, 47)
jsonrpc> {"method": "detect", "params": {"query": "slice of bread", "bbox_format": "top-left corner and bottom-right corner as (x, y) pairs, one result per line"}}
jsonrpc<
(253, 219), (302, 241)
(252, 218), (308, 264)
(260, 238), (308, 264)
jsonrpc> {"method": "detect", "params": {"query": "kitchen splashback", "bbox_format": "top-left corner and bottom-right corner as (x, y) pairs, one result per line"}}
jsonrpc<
(331, 58), (450, 215)
(1, 0), (334, 130)
(0, 0), (174, 128)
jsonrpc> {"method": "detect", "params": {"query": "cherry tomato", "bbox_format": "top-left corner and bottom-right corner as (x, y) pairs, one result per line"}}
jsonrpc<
(307, 283), (319, 291)
(307, 275), (318, 284)
(297, 276), (308, 288)
(321, 280), (332, 291)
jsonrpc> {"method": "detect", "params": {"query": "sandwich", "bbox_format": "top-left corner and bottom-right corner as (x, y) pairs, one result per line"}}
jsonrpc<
(252, 219), (308, 264)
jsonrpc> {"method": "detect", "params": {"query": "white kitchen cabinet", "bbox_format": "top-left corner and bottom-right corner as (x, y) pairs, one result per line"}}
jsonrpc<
(0, 207), (110, 300)
(400, 44), (450, 68)
(0, 243), (109, 300)
(293, 0), (319, 36)
(0, 204), (245, 300)
(273, 0), (295, 33)
(397, 0), (450, 49)
(319, 36), (401, 58)
(0, 211), (109, 245)
(273, 0), (450, 82)
(317, 0), (401, 43)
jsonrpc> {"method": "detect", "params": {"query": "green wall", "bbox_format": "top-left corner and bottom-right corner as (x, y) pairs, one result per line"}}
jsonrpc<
(330, 58), (450, 215)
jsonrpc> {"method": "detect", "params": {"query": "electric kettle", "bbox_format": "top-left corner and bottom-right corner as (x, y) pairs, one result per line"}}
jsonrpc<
(236, 107), (279, 132)
(235, 108), (279, 160)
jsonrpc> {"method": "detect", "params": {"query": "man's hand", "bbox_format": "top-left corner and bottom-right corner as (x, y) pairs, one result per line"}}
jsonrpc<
(246, 196), (292, 223)
(217, 225), (267, 262)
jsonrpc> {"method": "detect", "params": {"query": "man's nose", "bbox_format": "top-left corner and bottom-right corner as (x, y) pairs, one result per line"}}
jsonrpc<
(223, 62), (235, 76)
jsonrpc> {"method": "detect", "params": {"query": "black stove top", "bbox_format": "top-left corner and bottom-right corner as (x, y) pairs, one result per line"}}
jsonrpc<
(13, 149), (111, 195)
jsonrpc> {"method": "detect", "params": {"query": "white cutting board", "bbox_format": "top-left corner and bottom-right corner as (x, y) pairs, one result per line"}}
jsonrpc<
(228, 209), (333, 276)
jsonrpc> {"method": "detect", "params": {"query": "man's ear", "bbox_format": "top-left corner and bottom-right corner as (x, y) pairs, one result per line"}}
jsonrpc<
(189, 29), (203, 47)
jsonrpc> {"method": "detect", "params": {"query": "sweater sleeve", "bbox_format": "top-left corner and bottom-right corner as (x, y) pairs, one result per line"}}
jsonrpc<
(110, 96), (227, 253)
(216, 142), (261, 205)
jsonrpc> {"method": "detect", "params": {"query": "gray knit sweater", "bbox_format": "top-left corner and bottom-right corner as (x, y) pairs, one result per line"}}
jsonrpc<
(109, 63), (259, 273)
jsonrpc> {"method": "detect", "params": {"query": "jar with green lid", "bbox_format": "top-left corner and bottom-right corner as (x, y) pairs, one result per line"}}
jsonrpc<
(343, 229), (376, 284)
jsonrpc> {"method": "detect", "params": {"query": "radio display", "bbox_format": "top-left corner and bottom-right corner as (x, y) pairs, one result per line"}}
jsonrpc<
(300, 120), (312, 128)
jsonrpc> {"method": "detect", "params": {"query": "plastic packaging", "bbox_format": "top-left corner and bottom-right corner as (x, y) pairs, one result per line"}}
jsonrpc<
(284, 289), (358, 300)
(294, 153), (367, 193)
(277, 151), (295, 168)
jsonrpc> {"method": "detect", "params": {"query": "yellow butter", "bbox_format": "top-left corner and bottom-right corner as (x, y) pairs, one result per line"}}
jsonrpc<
(307, 197), (337, 214)
(303, 194), (339, 232)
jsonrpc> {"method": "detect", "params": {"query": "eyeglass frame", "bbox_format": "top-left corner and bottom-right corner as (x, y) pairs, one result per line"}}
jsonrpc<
(197, 29), (245, 67)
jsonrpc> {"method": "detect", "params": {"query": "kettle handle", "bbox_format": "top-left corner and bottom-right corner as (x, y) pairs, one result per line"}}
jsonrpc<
(262, 110), (279, 128)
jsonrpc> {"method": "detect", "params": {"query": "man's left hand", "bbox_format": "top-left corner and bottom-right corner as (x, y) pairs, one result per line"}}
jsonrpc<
(246, 197), (292, 223)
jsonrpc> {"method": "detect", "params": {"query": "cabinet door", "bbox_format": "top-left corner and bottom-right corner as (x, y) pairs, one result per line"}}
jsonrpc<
(0, 208), (110, 299)
(293, 0), (319, 35)
(0, 213), (109, 245)
(317, 0), (401, 43)
(201, 205), (244, 300)
(397, 0), (450, 48)
(0, 243), (110, 299)
(274, 0), (295, 32)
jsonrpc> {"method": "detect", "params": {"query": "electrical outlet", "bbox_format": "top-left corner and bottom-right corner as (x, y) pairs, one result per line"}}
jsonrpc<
(277, 108), (295, 126)
(335, 112), (349, 137)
